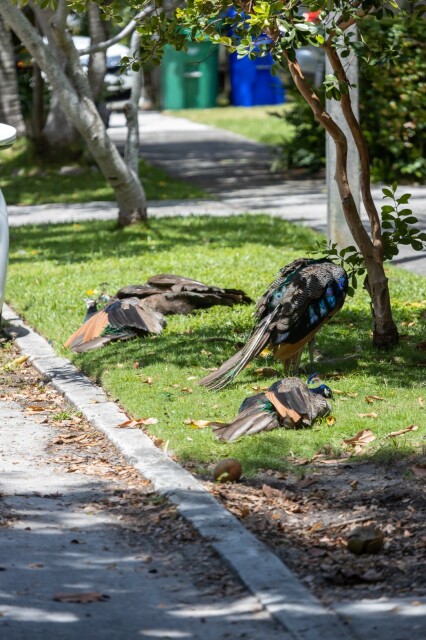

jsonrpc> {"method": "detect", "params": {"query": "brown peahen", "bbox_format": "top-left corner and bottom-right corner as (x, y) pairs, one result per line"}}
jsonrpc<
(213, 375), (333, 442)
(200, 258), (348, 390)
(114, 274), (252, 315)
(64, 297), (166, 353)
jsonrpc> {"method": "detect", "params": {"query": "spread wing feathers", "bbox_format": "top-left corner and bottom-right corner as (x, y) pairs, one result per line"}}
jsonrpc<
(213, 378), (332, 442)
(115, 284), (166, 299)
(64, 310), (110, 352)
(199, 313), (277, 390)
(105, 298), (165, 334)
(213, 400), (279, 442)
(64, 298), (166, 353)
(118, 273), (253, 312)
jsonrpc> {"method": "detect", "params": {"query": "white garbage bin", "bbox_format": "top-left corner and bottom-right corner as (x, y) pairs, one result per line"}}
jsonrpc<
(0, 123), (17, 322)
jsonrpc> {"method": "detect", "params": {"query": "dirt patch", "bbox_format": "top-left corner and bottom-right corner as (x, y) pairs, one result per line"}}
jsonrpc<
(197, 453), (426, 604)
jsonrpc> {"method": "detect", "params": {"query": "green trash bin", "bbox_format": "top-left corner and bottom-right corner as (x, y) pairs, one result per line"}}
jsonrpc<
(161, 41), (218, 110)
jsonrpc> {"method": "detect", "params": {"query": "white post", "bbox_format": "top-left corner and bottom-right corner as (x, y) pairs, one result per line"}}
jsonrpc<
(0, 123), (17, 321)
(326, 28), (360, 249)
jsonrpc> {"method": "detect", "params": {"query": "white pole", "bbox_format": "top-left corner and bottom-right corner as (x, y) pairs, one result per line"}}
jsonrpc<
(0, 123), (17, 321)
(326, 26), (360, 249)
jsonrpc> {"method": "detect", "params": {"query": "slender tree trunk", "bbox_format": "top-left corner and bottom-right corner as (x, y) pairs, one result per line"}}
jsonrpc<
(87, 3), (108, 103)
(0, 15), (26, 134)
(324, 44), (398, 348)
(0, 0), (147, 226)
(124, 31), (143, 177)
(30, 62), (45, 144)
(283, 51), (398, 348)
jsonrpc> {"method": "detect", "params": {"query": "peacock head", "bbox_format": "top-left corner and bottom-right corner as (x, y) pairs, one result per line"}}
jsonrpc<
(83, 298), (98, 311)
(306, 373), (334, 400)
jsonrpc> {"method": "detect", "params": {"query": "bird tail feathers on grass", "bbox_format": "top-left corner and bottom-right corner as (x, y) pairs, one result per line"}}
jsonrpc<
(213, 403), (278, 442)
(199, 315), (274, 390)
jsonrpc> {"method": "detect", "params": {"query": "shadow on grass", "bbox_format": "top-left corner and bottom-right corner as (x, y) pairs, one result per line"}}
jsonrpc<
(9, 215), (320, 265)
(76, 303), (426, 391)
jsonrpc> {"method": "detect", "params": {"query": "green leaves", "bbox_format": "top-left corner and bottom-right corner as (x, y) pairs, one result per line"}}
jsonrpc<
(380, 183), (426, 261)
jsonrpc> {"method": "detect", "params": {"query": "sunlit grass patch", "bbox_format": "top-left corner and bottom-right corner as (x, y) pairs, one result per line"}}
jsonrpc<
(5, 215), (426, 475)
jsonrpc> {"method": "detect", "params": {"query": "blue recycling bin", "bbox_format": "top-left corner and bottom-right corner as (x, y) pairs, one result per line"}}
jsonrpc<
(226, 7), (285, 106)
(229, 50), (285, 106)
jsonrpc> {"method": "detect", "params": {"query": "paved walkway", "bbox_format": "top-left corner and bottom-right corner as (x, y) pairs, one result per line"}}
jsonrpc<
(6, 110), (426, 276)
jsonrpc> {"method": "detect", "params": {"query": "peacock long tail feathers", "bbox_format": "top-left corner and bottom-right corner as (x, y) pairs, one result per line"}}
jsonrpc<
(213, 402), (278, 442)
(199, 314), (275, 390)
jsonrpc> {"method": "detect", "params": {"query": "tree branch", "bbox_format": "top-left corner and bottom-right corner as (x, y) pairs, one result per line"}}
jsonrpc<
(77, 5), (155, 57)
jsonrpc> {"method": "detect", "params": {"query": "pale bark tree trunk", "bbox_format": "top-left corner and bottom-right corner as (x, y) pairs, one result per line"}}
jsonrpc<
(124, 31), (143, 177)
(0, 15), (26, 135)
(0, 0), (147, 226)
(87, 3), (107, 103)
(32, 4), (81, 152)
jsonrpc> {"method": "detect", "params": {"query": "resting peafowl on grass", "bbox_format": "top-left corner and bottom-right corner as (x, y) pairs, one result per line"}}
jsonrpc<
(114, 274), (252, 315)
(64, 297), (166, 353)
(213, 375), (333, 442)
(200, 258), (348, 390)
(64, 274), (251, 352)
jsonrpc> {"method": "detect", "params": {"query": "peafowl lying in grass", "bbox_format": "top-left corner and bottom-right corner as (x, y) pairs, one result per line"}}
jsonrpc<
(213, 375), (333, 442)
(64, 274), (251, 352)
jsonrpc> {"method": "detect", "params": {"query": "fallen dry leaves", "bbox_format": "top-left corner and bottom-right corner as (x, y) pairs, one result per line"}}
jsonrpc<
(117, 417), (158, 428)
(342, 429), (376, 454)
(386, 425), (418, 439)
(183, 418), (225, 430)
(365, 395), (385, 403)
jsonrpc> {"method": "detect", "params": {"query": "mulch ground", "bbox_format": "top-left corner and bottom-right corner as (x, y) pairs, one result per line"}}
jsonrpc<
(1, 331), (425, 606)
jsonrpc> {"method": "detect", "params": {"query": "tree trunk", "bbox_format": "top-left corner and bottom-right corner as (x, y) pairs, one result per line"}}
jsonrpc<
(283, 51), (398, 348)
(0, 15), (26, 135)
(124, 31), (143, 177)
(0, 1), (147, 226)
(87, 3), (108, 103)
(30, 62), (45, 144)
(32, 4), (82, 153)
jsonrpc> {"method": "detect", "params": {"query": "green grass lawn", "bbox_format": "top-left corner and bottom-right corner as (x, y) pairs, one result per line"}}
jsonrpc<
(0, 138), (206, 206)
(169, 105), (294, 146)
(5, 215), (426, 475)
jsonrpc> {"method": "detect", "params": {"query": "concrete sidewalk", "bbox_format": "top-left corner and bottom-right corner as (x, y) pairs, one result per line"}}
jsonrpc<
(6, 110), (426, 276)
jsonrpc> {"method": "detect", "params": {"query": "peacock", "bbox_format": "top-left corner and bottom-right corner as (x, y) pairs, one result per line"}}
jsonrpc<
(64, 274), (251, 352)
(200, 258), (348, 390)
(64, 296), (166, 353)
(114, 274), (252, 315)
(212, 375), (333, 442)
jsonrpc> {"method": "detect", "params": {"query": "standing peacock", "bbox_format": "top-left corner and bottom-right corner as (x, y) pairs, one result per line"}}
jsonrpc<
(200, 258), (348, 390)
(64, 297), (166, 353)
(213, 375), (333, 442)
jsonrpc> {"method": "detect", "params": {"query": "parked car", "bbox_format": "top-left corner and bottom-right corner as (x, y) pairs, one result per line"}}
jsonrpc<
(72, 35), (132, 107)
